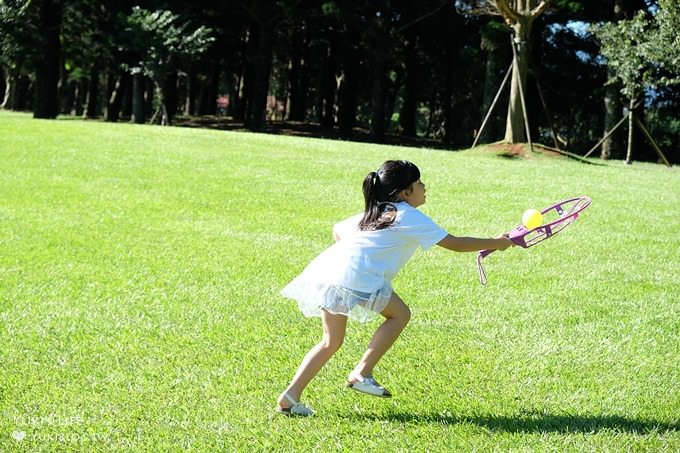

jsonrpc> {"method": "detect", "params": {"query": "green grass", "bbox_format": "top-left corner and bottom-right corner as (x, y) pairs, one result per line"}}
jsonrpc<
(1, 110), (678, 451)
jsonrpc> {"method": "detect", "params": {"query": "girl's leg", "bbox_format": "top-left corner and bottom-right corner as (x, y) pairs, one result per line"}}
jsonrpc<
(351, 292), (411, 378)
(277, 309), (348, 408)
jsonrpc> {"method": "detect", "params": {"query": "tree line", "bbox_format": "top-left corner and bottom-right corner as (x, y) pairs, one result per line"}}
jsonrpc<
(1, 0), (678, 163)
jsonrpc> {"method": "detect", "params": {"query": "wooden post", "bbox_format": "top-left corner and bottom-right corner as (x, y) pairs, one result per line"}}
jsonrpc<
(583, 112), (630, 159)
(535, 76), (560, 150)
(633, 116), (672, 167)
(472, 62), (513, 148)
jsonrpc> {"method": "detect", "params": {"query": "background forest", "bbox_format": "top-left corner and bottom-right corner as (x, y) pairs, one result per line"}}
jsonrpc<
(1, 0), (678, 163)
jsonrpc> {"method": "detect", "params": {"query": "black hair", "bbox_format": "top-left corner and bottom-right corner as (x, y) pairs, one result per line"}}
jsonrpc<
(358, 160), (421, 231)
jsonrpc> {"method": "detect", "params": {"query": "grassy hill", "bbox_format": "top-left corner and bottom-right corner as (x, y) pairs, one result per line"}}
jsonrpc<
(1, 111), (678, 451)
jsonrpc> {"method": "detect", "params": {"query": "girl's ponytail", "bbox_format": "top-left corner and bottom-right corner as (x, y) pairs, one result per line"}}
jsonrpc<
(359, 172), (388, 230)
(358, 160), (420, 231)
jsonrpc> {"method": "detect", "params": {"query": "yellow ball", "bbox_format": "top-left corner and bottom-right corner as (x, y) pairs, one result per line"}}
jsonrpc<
(522, 209), (543, 230)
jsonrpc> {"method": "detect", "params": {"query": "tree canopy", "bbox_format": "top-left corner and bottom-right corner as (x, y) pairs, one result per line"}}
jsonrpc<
(0, 0), (677, 164)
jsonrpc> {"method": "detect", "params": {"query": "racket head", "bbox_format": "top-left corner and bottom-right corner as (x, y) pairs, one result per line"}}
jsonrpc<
(509, 196), (591, 248)
(476, 196), (591, 285)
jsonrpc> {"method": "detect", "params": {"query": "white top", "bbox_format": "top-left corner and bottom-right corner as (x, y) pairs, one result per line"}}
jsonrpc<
(299, 202), (449, 293)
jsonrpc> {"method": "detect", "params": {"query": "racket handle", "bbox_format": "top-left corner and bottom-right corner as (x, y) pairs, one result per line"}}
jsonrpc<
(476, 250), (494, 285)
(478, 249), (496, 259)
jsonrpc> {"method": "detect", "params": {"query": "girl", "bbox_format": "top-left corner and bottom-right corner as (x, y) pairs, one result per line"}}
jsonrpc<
(276, 160), (512, 416)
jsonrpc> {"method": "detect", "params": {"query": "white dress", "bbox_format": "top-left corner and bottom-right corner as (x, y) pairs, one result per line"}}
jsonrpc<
(281, 202), (448, 323)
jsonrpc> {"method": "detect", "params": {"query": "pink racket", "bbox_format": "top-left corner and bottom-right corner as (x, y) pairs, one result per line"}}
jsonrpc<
(477, 196), (592, 285)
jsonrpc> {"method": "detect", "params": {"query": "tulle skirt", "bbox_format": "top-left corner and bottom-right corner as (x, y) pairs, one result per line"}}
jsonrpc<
(281, 278), (393, 324)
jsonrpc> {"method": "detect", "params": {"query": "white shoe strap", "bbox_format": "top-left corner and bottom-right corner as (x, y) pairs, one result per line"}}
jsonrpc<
(349, 372), (365, 383)
(283, 392), (300, 406)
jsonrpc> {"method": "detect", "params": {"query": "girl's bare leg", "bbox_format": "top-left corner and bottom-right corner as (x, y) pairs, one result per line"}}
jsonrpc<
(277, 310), (348, 408)
(352, 292), (411, 378)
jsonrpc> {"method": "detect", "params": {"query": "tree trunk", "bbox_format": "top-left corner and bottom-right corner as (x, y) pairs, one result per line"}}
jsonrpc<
(144, 78), (154, 118)
(34, 0), (63, 119)
(337, 31), (358, 137)
(0, 67), (5, 103)
(319, 40), (336, 129)
(71, 80), (84, 116)
(234, 33), (252, 123)
(625, 95), (634, 164)
(601, 74), (618, 160)
(601, 0), (628, 159)
(197, 84), (210, 115)
(399, 37), (419, 137)
(121, 75), (132, 119)
(370, 27), (388, 141)
(246, 25), (273, 132)
(105, 71), (130, 122)
(1, 73), (11, 109)
(185, 69), (197, 115)
(84, 64), (100, 118)
(131, 73), (145, 124)
(154, 84), (170, 126)
(287, 28), (310, 122)
(443, 53), (455, 145)
(384, 68), (402, 135)
(2, 72), (29, 110)
(504, 19), (532, 143)
(337, 59), (357, 137)
(195, 64), (219, 116)
(632, 101), (652, 161)
(206, 63), (220, 116)
(162, 71), (178, 124)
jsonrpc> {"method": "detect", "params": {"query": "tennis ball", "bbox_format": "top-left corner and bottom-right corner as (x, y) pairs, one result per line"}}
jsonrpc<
(522, 209), (543, 230)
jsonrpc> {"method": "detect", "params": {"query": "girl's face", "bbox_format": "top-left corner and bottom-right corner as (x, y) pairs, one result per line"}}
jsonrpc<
(400, 179), (426, 207)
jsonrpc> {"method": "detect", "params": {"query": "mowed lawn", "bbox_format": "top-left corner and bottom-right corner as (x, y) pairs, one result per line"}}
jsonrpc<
(1, 111), (678, 451)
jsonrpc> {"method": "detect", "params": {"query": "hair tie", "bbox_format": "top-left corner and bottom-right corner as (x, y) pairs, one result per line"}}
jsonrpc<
(372, 171), (380, 186)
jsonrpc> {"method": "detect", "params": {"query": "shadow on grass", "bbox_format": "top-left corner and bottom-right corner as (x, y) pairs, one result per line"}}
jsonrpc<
(344, 410), (679, 434)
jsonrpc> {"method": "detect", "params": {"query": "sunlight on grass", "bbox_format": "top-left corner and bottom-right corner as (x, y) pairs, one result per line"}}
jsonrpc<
(0, 111), (678, 450)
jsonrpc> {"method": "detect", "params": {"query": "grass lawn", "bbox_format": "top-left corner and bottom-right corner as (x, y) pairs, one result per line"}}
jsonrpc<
(1, 111), (678, 451)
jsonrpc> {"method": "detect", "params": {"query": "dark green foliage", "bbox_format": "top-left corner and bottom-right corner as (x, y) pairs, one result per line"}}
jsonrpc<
(0, 0), (677, 163)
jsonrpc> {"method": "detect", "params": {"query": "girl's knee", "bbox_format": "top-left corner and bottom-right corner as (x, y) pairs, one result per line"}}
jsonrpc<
(382, 295), (411, 325)
(399, 305), (412, 325)
(405, 304), (412, 320)
(321, 334), (344, 354)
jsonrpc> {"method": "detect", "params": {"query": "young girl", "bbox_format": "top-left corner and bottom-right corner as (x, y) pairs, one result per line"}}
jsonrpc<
(276, 160), (512, 416)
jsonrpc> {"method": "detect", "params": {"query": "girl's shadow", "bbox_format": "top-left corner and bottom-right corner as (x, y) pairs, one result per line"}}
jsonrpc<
(345, 410), (680, 434)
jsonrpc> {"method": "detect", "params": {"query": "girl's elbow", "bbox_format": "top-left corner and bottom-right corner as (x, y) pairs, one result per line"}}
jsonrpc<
(437, 235), (461, 252)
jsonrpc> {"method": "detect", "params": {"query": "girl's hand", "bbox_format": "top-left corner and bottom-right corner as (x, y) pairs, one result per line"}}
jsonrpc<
(494, 234), (514, 251)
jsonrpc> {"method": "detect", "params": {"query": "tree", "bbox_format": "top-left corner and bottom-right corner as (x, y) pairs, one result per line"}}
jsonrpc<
(601, 0), (628, 160)
(59, 0), (118, 118)
(456, 0), (553, 143)
(124, 7), (213, 125)
(231, 1), (308, 132)
(593, 0), (679, 164)
(33, 0), (63, 119)
(530, 2), (614, 154)
(0, 0), (39, 110)
(647, 0), (680, 83)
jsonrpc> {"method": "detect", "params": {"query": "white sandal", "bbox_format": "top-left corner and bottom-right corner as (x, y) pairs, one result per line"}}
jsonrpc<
(346, 372), (392, 398)
(276, 392), (314, 417)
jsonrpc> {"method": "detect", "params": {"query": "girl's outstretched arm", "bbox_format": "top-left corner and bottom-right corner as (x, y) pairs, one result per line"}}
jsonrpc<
(437, 234), (513, 253)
